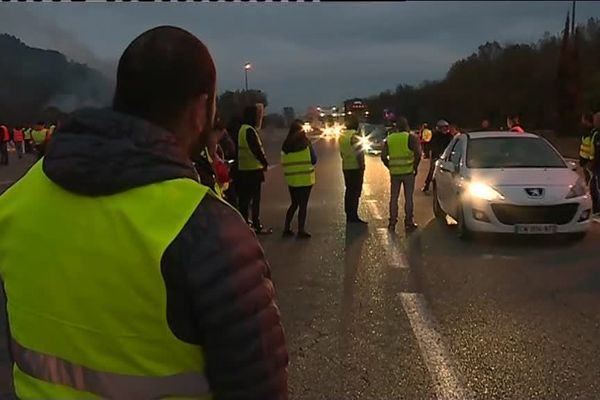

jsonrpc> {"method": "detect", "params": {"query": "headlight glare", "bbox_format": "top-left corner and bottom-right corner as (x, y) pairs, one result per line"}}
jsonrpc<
(467, 182), (504, 201)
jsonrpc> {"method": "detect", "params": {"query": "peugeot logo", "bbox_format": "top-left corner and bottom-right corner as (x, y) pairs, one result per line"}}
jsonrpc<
(525, 188), (545, 198)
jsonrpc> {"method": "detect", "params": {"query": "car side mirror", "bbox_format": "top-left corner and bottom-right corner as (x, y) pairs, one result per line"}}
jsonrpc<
(567, 160), (578, 171)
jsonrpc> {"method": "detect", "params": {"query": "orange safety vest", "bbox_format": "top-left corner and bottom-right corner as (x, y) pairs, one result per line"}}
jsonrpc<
(13, 129), (24, 142)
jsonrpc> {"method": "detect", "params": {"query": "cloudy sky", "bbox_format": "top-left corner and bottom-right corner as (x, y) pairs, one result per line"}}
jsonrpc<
(1, 1), (599, 113)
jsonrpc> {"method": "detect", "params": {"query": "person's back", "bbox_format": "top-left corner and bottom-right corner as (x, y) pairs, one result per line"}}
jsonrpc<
(0, 26), (287, 400)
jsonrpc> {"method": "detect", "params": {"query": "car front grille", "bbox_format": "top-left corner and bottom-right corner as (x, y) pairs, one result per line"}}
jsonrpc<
(490, 203), (579, 225)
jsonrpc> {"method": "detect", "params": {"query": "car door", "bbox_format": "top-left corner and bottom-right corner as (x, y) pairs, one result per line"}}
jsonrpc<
(445, 137), (465, 217)
(435, 137), (459, 212)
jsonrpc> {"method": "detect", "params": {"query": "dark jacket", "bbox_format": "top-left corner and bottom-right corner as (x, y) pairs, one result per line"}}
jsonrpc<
(429, 129), (453, 159)
(381, 132), (422, 173)
(282, 137), (317, 165)
(42, 108), (288, 400)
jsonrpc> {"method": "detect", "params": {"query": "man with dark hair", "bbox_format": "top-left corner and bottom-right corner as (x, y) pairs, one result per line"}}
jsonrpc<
(381, 117), (422, 231)
(507, 114), (524, 133)
(237, 103), (272, 233)
(339, 116), (367, 223)
(422, 119), (452, 193)
(0, 26), (288, 400)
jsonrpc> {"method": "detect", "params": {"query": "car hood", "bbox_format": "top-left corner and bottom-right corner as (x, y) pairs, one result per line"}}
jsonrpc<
(468, 168), (579, 187)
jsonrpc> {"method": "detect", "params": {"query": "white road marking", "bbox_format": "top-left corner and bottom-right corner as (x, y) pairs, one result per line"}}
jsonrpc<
(366, 199), (383, 220)
(400, 293), (471, 400)
(377, 228), (409, 269)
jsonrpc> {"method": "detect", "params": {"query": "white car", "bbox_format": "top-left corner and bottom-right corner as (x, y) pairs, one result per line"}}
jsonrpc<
(432, 132), (592, 239)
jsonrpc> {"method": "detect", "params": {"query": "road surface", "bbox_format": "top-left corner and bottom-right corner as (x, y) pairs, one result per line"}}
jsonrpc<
(1, 130), (600, 399)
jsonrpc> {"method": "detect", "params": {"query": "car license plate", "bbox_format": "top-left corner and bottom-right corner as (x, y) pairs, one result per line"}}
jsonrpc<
(515, 224), (556, 234)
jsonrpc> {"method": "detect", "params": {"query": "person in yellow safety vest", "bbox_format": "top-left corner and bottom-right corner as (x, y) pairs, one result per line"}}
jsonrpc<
(579, 112), (596, 184)
(23, 126), (33, 154)
(381, 116), (422, 231)
(281, 120), (317, 239)
(30, 122), (48, 160)
(420, 123), (432, 159)
(236, 103), (273, 234)
(0, 26), (288, 400)
(339, 116), (367, 224)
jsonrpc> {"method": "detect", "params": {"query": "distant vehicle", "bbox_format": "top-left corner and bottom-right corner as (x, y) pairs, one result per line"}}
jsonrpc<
(432, 132), (592, 240)
(358, 123), (388, 155)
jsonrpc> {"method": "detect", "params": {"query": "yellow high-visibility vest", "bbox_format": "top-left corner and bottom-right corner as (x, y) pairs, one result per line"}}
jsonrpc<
(0, 162), (212, 399)
(237, 124), (265, 171)
(387, 131), (414, 175)
(281, 147), (315, 187)
(339, 130), (359, 170)
(580, 131), (598, 160)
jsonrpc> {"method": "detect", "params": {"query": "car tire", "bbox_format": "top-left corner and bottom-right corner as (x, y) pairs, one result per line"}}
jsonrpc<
(456, 202), (472, 240)
(433, 184), (446, 223)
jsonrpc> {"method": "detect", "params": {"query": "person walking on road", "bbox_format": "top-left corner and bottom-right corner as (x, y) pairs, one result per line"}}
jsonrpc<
(590, 111), (600, 217)
(237, 103), (272, 234)
(0, 124), (10, 165)
(339, 116), (367, 224)
(382, 117), (422, 231)
(420, 123), (432, 159)
(13, 127), (25, 159)
(579, 112), (596, 184)
(507, 114), (524, 133)
(30, 122), (48, 160)
(23, 126), (33, 154)
(0, 26), (288, 400)
(422, 119), (453, 193)
(282, 119), (317, 239)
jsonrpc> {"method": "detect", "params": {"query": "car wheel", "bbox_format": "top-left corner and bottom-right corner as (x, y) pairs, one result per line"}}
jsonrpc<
(433, 184), (446, 223)
(456, 202), (472, 240)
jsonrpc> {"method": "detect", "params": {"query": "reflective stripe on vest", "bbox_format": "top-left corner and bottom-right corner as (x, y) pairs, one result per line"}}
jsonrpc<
(387, 131), (414, 175)
(0, 162), (212, 399)
(281, 147), (315, 187)
(237, 124), (264, 171)
(339, 130), (359, 170)
(11, 338), (210, 399)
(580, 132), (597, 160)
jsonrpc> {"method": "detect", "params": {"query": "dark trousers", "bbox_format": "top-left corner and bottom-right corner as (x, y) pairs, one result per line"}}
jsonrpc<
(343, 169), (364, 220)
(238, 180), (262, 226)
(424, 157), (439, 189)
(285, 185), (313, 232)
(0, 142), (8, 165)
(15, 141), (24, 158)
(389, 174), (415, 225)
(591, 173), (600, 214)
(35, 143), (46, 160)
(423, 142), (431, 159)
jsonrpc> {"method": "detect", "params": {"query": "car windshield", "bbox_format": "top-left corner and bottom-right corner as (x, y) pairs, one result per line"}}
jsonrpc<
(466, 137), (566, 169)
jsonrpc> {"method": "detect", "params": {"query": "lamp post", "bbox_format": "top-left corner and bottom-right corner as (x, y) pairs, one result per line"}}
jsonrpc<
(244, 62), (252, 91)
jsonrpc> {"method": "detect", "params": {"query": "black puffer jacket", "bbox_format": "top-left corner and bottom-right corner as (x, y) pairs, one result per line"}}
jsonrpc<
(43, 108), (289, 400)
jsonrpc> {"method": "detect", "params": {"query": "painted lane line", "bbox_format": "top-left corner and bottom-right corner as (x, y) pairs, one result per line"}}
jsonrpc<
(400, 293), (471, 400)
(377, 228), (409, 269)
(366, 199), (383, 220)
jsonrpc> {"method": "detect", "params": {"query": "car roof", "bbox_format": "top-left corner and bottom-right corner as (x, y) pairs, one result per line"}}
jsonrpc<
(466, 131), (539, 139)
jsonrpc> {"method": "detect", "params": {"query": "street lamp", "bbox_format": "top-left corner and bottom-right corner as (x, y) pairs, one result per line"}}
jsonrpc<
(244, 63), (252, 91)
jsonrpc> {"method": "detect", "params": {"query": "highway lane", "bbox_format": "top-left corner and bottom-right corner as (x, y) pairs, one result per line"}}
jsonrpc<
(1, 130), (600, 399)
(258, 130), (600, 399)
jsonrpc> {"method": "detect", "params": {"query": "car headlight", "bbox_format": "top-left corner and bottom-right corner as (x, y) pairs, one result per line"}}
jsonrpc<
(566, 179), (588, 199)
(467, 182), (505, 201)
(357, 135), (372, 151)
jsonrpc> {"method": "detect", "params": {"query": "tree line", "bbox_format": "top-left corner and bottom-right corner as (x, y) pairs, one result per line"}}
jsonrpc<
(357, 17), (600, 135)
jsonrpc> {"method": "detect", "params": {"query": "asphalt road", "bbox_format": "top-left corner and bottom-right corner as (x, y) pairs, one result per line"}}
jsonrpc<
(1, 131), (600, 399)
